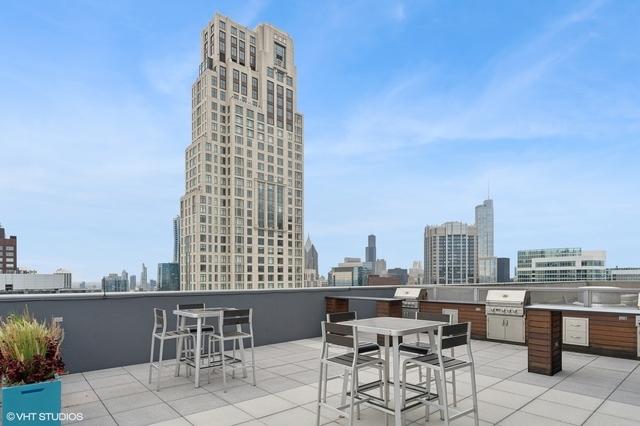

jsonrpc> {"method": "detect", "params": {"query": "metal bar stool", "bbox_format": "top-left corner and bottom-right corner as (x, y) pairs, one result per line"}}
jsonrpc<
(326, 311), (383, 415)
(175, 303), (216, 377)
(402, 322), (479, 426)
(148, 308), (190, 391)
(209, 308), (256, 390)
(400, 312), (459, 407)
(316, 321), (386, 426)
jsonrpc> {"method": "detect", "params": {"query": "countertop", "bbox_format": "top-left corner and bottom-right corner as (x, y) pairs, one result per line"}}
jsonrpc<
(325, 296), (402, 302)
(526, 304), (640, 315)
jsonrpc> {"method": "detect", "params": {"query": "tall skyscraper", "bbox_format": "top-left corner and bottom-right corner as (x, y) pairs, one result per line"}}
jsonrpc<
(141, 263), (148, 291)
(475, 198), (497, 283)
(158, 263), (180, 291)
(0, 225), (18, 273)
(304, 236), (318, 273)
(173, 215), (181, 263)
(424, 222), (478, 284)
(180, 13), (304, 290)
(365, 234), (376, 264)
(129, 274), (137, 291)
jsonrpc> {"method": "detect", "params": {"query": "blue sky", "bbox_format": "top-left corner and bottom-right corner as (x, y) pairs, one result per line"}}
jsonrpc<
(1, 0), (639, 282)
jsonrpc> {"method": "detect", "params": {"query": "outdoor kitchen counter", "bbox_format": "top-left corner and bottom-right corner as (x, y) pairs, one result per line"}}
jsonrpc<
(526, 304), (640, 315)
(420, 300), (486, 339)
(525, 305), (639, 377)
(325, 296), (403, 317)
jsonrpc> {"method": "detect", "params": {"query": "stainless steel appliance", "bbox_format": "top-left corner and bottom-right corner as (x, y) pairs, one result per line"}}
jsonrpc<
(393, 287), (427, 319)
(485, 289), (529, 343)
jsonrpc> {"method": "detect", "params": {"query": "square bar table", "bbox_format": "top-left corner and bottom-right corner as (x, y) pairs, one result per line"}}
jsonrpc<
(341, 316), (447, 426)
(173, 307), (229, 388)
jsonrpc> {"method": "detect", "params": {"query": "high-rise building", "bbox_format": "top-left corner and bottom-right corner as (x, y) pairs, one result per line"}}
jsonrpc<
(328, 258), (367, 287)
(424, 222), (478, 284)
(375, 259), (387, 275)
(408, 260), (424, 285)
(180, 13), (304, 291)
(149, 279), (157, 290)
(102, 272), (128, 292)
(54, 268), (72, 289)
(173, 215), (181, 263)
(129, 274), (137, 291)
(141, 263), (148, 290)
(0, 225), (18, 274)
(304, 236), (318, 273)
(516, 248), (606, 282)
(475, 199), (497, 283)
(387, 267), (408, 285)
(497, 257), (510, 282)
(158, 263), (180, 291)
(304, 235), (319, 287)
(365, 235), (376, 272)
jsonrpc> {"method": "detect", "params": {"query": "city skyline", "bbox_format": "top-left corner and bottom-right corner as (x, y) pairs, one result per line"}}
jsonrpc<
(2, 1), (640, 282)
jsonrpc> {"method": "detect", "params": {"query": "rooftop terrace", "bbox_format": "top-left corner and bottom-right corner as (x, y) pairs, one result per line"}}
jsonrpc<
(1, 285), (639, 425)
(56, 336), (640, 426)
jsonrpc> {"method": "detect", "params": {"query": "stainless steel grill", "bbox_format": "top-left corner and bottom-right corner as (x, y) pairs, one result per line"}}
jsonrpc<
(393, 287), (427, 319)
(485, 289), (529, 343)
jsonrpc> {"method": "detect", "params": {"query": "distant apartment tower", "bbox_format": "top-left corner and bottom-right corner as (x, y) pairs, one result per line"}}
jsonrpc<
(158, 263), (180, 291)
(141, 263), (148, 290)
(607, 267), (640, 281)
(516, 248), (606, 283)
(497, 257), (510, 282)
(375, 259), (387, 275)
(424, 222), (477, 284)
(387, 267), (408, 285)
(0, 225), (18, 273)
(173, 215), (181, 263)
(475, 199), (497, 283)
(54, 269), (72, 289)
(102, 272), (128, 292)
(180, 13), (304, 290)
(129, 274), (137, 291)
(328, 257), (370, 286)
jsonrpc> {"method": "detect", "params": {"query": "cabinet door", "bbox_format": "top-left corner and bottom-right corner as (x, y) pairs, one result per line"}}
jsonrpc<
(487, 316), (505, 340)
(504, 316), (525, 343)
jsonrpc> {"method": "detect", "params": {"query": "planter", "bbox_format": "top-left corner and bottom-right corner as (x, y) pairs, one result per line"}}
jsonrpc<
(1, 379), (61, 425)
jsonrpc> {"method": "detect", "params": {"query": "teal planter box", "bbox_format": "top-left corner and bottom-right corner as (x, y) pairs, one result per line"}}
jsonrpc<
(2, 379), (61, 425)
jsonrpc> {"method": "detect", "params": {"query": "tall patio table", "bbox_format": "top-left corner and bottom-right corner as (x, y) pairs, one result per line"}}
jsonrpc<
(172, 307), (229, 388)
(340, 316), (447, 426)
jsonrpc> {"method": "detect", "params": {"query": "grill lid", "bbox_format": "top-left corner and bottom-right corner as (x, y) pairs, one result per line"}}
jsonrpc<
(485, 289), (528, 306)
(393, 287), (427, 300)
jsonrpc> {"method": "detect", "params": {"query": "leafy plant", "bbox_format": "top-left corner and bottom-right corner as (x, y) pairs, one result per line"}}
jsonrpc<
(0, 310), (64, 385)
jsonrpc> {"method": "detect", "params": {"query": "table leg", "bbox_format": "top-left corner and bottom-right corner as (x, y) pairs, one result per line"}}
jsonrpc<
(427, 329), (444, 420)
(174, 316), (186, 377)
(384, 334), (389, 407)
(194, 317), (202, 388)
(392, 335), (402, 426)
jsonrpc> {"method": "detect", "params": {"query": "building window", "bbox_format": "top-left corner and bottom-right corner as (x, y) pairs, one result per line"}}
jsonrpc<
(274, 43), (286, 67)
(267, 81), (275, 125)
(218, 31), (226, 62)
(231, 36), (238, 62)
(233, 69), (240, 93)
(251, 77), (258, 100)
(241, 72), (247, 96)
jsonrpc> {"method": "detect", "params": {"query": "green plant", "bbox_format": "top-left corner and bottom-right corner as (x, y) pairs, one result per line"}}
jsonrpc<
(0, 310), (64, 385)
